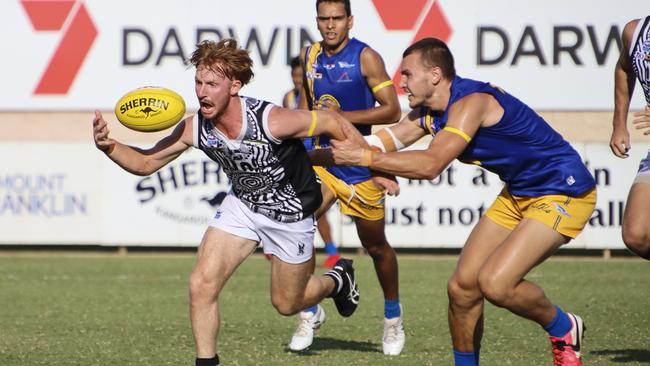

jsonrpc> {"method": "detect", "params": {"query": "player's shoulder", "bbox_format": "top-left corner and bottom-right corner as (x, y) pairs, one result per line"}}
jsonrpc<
(298, 42), (322, 63)
(624, 17), (642, 29)
(360, 44), (381, 59)
(359, 43), (388, 73)
(619, 18), (644, 49)
(281, 90), (292, 106)
(268, 104), (293, 121)
(450, 92), (496, 116)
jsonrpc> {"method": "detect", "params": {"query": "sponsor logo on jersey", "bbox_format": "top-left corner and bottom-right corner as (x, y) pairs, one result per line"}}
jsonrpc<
(643, 40), (650, 53)
(554, 203), (571, 218)
(306, 71), (322, 80)
(206, 133), (218, 147)
(324, 63), (336, 70)
(338, 61), (355, 68)
(336, 72), (353, 83)
(566, 176), (575, 185)
(531, 202), (551, 214)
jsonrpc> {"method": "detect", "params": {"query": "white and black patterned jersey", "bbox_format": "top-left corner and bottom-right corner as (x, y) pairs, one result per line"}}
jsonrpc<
(630, 15), (650, 105)
(192, 96), (322, 223)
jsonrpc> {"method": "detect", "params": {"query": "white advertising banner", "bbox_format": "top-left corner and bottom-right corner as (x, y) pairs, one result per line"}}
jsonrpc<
(0, 0), (646, 111)
(0, 143), (102, 244)
(1, 142), (647, 249)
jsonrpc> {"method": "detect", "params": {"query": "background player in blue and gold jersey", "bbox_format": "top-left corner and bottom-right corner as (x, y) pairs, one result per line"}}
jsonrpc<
(332, 38), (597, 366)
(282, 56), (303, 110)
(282, 56), (340, 265)
(287, 0), (405, 356)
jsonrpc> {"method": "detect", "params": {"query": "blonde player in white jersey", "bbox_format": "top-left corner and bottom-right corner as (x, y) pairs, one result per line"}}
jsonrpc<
(610, 16), (650, 259)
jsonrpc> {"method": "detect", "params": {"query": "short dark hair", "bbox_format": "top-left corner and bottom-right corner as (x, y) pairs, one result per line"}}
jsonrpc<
(290, 56), (301, 71)
(316, 0), (351, 16)
(403, 37), (456, 79)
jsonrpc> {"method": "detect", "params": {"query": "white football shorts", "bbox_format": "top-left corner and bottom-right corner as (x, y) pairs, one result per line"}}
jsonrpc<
(208, 194), (316, 264)
(634, 149), (650, 183)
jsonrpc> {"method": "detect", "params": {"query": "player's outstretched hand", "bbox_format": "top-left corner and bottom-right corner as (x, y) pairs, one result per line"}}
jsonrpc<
(331, 122), (367, 165)
(632, 105), (650, 136)
(371, 174), (400, 196)
(93, 110), (115, 154)
(331, 137), (363, 166)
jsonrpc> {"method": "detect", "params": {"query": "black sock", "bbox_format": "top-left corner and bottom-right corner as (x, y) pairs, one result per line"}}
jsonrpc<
(195, 355), (219, 366)
(324, 270), (342, 297)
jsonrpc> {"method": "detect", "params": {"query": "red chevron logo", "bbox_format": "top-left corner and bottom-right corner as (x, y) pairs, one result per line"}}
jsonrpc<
(21, 0), (98, 94)
(371, 0), (453, 94)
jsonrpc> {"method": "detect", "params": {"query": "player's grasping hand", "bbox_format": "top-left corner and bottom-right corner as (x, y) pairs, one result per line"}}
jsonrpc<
(633, 105), (650, 135)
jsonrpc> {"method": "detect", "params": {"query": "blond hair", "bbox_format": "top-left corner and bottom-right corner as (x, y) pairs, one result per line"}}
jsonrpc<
(189, 38), (254, 85)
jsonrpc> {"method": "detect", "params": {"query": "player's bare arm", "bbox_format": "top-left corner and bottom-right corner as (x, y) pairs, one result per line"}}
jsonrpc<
(267, 107), (366, 147)
(332, 94), (493, 179)
(610, 19), (638, 158)
(331, 47), (400, 125)
(93, 110), (192, 176)
(370, 109), (429, 151)
(330, 107), (430, 165)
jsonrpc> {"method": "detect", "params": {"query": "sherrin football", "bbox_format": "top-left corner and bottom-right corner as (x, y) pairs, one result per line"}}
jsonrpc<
(114, 86), (186, 132)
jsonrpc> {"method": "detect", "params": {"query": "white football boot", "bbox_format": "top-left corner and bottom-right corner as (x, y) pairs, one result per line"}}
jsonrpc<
(288, 304), (326, 351)
(382, 306), (405, 356)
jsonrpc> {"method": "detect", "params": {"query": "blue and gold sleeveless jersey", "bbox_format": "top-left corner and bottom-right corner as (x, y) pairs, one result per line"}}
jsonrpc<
(420, 76), (595, 196)
(304, 38), (375, 184)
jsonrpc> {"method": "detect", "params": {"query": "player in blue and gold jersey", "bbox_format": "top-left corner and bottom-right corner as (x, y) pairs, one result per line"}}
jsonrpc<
(332, 38), (596, 366)
(282, 56), (303, 110)
(282, 55), (340, 264)
(287, 0), (405, 356)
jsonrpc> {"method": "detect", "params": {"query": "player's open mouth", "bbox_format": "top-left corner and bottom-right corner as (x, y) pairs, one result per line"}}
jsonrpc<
(200, 101), (213, 109)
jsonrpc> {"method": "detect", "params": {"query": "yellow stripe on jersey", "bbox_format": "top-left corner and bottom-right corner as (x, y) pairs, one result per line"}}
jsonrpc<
(371, 80), (393, 93)
(460, 158), (482, 166)
(425, 113), (434, 135)
(419, 108), (434, 135)
(307, 111), (317, 137)
(305, 43), (322, 107)
(443, 126), (472, 142)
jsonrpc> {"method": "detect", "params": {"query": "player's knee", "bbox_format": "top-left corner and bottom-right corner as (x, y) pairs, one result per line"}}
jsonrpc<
(447, 274), (481, 307)
(477, 273), (513, 307)
(270, 289), (304, 315)
(188, 270), (218, 302)
(271, 296), (302, 316)
(362, 240), (390, 257)
(622, 223), (650, 260)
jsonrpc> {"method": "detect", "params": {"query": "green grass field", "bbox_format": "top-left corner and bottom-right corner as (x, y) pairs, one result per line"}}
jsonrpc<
(1, 253), (649, 366)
